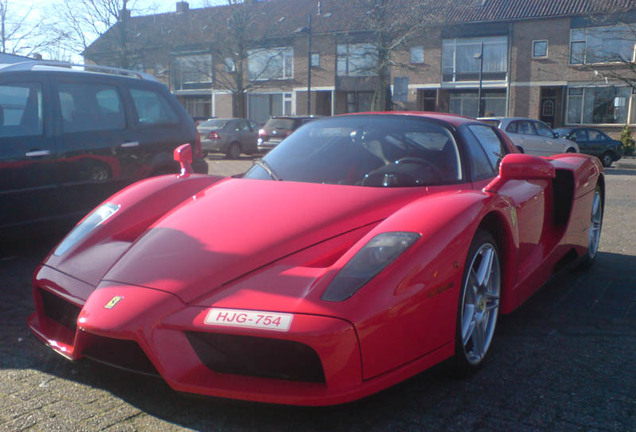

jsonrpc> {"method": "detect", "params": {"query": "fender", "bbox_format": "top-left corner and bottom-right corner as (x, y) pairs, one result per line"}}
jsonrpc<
(44, 174), (225, 287)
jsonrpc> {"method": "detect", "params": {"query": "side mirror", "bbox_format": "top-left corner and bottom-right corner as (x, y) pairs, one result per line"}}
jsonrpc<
(174, 143), (193, 176)
(484, 153), (555, 193)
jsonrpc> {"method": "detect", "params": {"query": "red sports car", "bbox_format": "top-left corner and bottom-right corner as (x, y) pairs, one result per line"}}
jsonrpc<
(28, 112), (604, 406)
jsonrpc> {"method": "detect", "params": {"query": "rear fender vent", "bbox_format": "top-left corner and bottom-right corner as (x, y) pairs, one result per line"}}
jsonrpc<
(186, 332), (325, 383)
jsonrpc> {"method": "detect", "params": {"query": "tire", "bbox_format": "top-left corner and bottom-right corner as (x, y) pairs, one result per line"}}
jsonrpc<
(226, 142), (241, 159)
(601, 152), (613, 168)
(453, 229), (501, 375)
(516, 146), (524, 153)
(566, 147), (577, 153)
(577, 184), (603, 268)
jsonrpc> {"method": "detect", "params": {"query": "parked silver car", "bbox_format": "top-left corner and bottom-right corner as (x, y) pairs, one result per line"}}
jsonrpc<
(479, 117), (579, 156)
(197, 118), (258, 159)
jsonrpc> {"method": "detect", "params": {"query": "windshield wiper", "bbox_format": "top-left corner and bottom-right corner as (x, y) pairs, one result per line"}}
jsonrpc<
(253, 159), (282, 181)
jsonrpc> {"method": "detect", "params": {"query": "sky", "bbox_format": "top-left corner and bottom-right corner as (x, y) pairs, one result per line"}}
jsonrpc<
(4, 0), (231, 58)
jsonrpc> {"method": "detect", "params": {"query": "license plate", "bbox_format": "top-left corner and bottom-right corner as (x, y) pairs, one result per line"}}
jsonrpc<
(204, 308), (293, 332)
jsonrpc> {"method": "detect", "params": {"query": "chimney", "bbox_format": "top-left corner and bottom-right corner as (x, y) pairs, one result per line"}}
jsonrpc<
(176, 2), (189, 14)
(118, 8), (131, 22)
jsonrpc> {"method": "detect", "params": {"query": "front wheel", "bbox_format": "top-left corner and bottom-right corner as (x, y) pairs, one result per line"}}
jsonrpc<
(226, 142), (241, 159)
(453, 229), (501, 375)
(577, 184), (603, 268)
(601, 152), (613, 168)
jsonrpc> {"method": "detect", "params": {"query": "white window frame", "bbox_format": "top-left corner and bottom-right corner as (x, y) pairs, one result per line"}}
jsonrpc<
(410, 46), (424, 64)
(442, 36), (508, 83)
(569, 24), (636, 65)
(247, 47), (294, 81)
(173, 53), (213, 90)
(532, 40), (548, 59)
(337, 43), (378, 77)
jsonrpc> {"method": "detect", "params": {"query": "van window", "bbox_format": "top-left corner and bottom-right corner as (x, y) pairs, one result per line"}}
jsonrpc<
(0, 83), (43, 138)
(58, 83), (125, 133)
(130, 88), (179, 126)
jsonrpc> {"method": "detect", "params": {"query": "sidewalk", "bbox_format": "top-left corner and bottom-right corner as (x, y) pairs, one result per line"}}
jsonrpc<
(614, 155), (636, 170)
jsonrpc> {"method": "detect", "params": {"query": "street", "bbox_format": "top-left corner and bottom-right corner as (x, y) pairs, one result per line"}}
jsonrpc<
(0, 160), (634, 432)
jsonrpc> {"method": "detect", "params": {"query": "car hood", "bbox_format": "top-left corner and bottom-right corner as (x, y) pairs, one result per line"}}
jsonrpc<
(99, 179), (427, 303)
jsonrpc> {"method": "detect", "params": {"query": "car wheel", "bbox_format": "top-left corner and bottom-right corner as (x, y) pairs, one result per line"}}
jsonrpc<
(453, 229), (501, 375)
(566, 147), (577, 153)
(578, 184), (603, 268)
(601, 152), (613, 168)
(226, 142), (241, 159)
(516, 146), (524, 153)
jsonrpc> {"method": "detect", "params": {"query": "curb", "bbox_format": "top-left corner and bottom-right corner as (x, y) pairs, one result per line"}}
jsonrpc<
(614, 156), (636, 170)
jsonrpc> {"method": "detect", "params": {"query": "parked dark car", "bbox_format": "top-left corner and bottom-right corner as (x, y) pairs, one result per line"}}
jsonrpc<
(197, 118), (258, 159)
(554, 127), (623, 167)
(257, 115), (322, 152)
(0, 61), (207, 236)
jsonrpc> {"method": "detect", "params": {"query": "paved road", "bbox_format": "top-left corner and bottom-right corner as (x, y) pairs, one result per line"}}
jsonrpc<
(0, 161), (634, 432)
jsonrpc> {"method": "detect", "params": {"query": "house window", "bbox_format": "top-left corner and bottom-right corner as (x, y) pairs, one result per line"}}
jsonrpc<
(247, 47), (294, 81)
(337, 43), (377, 77)
(224, 57), (236, 73)
(410, 46), (424, 64)
(442, 36), (508, 82)
(173, 54), (213, 90)
(449, 90), (506, 118)
(567, 86), (631, 124)
(570, 25), (636, 64)
(247, 93), (293, 124)
(311, 52), (320, 68)
(532, 40), (548, 58)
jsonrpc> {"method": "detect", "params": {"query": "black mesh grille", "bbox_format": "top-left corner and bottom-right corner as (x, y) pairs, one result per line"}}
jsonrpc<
(82, 333), (159, 376)
(39, 288), (81, 331)
(186, 332), (325, 383)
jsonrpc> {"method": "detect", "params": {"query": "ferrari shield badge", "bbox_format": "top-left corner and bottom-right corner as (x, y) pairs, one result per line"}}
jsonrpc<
(104, 296), (124, 309)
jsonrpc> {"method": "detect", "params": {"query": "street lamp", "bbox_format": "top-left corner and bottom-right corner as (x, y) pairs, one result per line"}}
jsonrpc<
(474, 42), (484, 117)
(295, 13), (313, 115)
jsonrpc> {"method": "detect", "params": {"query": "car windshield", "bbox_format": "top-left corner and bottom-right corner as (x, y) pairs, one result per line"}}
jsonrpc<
(265, 119), (296, 130)
(199, 119), (228, 130)
(244, 115), (462, 187)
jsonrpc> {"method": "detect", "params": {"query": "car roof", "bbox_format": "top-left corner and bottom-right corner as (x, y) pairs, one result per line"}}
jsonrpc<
(344, 111), (482, 127)
(0, 60), (158, 82)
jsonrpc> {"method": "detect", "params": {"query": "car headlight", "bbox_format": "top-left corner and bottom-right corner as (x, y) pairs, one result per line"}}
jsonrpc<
(321, 232), (420, 302)
(54, 203), (120, 256)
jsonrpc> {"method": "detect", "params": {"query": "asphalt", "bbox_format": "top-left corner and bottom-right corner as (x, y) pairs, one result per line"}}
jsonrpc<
(0, 157), (634, 432)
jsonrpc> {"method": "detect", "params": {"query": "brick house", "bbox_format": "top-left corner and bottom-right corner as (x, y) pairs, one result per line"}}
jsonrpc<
(84, 0), (636, 133)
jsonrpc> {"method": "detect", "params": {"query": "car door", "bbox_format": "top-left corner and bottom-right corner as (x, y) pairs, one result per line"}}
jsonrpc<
(53, 76), (132, 220)
(0, 76), (61, 230)
(570, 128), (591, 154)
(585, 129), (608, 157)
(533, 121), (563, 155)
(236, 119), (258, 154)
(511, 120), (545, 156)
(125, 83), (193, 175)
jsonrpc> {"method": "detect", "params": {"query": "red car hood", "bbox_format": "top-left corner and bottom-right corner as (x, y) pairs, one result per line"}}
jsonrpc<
(102, 179), (427, 303)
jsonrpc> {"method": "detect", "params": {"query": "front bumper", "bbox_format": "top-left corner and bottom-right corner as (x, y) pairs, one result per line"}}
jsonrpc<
(28, 268), (375, 406)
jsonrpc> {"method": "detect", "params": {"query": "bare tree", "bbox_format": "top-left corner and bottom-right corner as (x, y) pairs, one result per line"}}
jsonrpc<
(49, 0), (157, 67)
(0, 0), (55, 56)
(346, 0), (436, 111)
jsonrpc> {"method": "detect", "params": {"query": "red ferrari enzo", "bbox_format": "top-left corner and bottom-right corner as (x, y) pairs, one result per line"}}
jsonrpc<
(28, 113), (604, 406)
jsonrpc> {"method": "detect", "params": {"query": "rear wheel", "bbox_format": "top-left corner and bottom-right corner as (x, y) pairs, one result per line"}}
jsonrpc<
(226, 142), (241, 159)
(566, 147), (577, 153)
(453, 229), (501, 375)
(578, 184), (603, 268)
(601, 152), (613, 168)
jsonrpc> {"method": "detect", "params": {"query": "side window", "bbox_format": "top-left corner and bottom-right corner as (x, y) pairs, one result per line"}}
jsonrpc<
(505, 121), (518, 133)
(0, 82), (43, 138)
(517, 121), (534, 135)
(588, 130), (606, 141)
(129, 88), (179, 126)
(467, 125), (507, 172)
(573, 129), (588, 141)
(534, 121), (554, 138)
(58, 82), (125, 133)
(237, 120), (249, 132)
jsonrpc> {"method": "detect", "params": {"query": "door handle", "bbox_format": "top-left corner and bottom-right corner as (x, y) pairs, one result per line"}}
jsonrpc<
(121, 141), (140, 148)
(25, 150), (51, 157)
